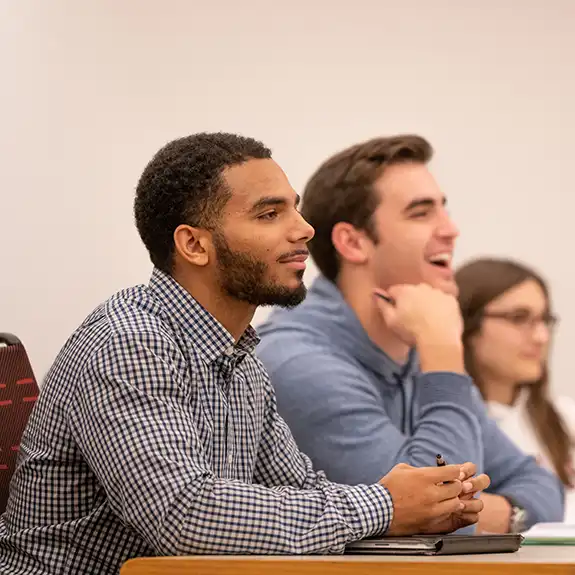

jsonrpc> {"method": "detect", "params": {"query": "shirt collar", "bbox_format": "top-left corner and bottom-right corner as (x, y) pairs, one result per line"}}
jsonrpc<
(148, 268), (260, 364)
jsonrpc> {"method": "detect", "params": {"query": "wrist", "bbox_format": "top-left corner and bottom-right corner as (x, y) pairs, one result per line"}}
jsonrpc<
(416, 337), (465, 374)
(503, 497), (528, 533)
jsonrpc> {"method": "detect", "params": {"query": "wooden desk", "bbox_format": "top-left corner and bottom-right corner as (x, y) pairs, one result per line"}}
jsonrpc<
(121, 546), (575, 575)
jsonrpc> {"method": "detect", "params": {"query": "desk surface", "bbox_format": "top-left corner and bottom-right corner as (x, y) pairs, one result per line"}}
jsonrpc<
(121, 546), (575, 575)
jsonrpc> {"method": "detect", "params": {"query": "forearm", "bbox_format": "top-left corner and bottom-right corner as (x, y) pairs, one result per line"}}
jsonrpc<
(253, 384), (350, 492)
(254, 424), (332, 491)
(481, 415), (566, 528)
(156, 475), (393, 555)
(492, 464), (565, 527)
(417, 338), (465, 375)
(397, 341), (481, 467)
(258, 355), (482, 487)
(476, 494), (511, 534)
(395, 373), (483, 468)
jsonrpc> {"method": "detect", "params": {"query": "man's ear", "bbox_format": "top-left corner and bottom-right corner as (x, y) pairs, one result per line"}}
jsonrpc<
(331, 222), (372, 265)
(173, 224), (212, 267)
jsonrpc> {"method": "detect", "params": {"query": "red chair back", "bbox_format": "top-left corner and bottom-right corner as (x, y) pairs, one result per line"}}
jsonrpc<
(0, 333), (39, 514)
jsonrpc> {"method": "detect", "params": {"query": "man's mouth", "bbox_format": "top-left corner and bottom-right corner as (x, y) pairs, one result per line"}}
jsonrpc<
(426, 252), (452, 269)
(278, 251), (309, 264)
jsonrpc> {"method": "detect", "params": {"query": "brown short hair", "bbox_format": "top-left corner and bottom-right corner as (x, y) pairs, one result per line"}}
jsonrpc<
(301, 135), (433, 282)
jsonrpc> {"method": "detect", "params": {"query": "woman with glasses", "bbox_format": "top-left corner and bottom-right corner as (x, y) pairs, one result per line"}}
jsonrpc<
(456, 257), (574, 522)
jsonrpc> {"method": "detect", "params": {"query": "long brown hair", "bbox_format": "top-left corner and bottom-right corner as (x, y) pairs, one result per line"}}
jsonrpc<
(456, 257), (573, 487)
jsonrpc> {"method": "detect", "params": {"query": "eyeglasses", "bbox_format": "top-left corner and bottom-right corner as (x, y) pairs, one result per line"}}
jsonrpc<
(482, 310), (559, 331)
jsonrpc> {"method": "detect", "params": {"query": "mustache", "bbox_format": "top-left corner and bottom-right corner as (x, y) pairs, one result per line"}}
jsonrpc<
(277, 249), (309, 262)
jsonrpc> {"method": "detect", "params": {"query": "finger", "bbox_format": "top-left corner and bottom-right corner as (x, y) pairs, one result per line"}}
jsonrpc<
(467, 473), (490, 493)
(458, 462), (477, 481)
(386, 285), (406, 299)
(426, 464), (463, 483)
(454, 512), (480, 528)
(460, 498), (484, 514)
(373, 290), (396, 306)
(460, 474), (490, 499)
(461, 473), (490, 494)
(431, 496), (465, 518)
(435, 480), (463, 501)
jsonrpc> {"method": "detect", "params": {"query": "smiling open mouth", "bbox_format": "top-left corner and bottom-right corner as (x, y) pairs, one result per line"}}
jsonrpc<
(427, 253), (451, 268)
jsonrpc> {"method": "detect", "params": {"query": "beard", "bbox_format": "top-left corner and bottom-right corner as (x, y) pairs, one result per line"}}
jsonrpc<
(212, 231), (307, 308)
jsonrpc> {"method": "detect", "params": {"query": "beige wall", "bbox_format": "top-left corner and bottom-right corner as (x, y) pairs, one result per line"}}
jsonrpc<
(1, 0), (574, 398)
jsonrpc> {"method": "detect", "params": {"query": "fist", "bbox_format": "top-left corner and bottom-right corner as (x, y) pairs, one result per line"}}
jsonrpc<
(374, 283), (463, 346)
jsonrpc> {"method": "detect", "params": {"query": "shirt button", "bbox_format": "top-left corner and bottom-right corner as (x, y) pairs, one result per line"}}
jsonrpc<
(228, 452), (233, 466)
(224, 346), (234, 357)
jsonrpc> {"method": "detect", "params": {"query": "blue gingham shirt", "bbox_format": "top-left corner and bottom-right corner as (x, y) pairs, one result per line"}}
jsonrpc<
(0, 269), (392, 575)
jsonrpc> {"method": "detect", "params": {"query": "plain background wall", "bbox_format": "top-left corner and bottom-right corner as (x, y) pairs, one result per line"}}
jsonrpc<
(1, 0), (574, 399)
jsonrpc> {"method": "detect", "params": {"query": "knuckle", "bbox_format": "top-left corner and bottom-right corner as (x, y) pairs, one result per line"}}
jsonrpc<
(450, 499), (462, 512)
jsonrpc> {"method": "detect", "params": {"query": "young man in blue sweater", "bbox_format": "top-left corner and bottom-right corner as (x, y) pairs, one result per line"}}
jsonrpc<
(257, 135), (564, 533)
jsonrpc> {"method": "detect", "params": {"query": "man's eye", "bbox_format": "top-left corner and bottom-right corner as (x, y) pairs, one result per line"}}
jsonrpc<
(258, 211), (278, 220)
(411, 211), (428, 219)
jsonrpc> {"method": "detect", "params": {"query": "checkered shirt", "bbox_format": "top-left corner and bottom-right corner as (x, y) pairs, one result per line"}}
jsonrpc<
(0, 269), (392, 574)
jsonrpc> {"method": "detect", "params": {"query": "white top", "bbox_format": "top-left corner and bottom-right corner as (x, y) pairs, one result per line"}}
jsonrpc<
(487, 391), (575, 523)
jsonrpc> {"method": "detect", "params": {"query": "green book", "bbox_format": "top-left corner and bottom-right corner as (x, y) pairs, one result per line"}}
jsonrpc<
(522, 523), (575, 546)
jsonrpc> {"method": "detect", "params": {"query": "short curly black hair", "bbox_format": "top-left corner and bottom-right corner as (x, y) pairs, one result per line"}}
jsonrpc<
(134, 132), (272, 273)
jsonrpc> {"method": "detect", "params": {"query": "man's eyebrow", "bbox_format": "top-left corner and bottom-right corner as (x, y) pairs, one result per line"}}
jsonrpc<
(403, 196), (446, 213)
(249, 194), (301, 213)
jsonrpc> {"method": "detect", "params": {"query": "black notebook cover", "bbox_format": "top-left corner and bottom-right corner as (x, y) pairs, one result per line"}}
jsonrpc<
(345, 534), (523, 555)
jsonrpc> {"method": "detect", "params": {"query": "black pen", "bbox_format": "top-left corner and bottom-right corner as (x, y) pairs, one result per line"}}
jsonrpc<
(436, 454), (449, 484)
(375, 292), (396, 306)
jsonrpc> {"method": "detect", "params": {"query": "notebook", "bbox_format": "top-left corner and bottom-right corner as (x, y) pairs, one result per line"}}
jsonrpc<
(345, 533), (523, 555)
(522, 523), (575, 546)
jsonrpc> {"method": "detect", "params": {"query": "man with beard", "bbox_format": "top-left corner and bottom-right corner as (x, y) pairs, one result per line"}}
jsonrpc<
(0, 133), (489, 575)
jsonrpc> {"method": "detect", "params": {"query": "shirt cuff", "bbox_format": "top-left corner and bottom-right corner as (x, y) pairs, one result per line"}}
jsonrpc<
(343, 484), (394, 538)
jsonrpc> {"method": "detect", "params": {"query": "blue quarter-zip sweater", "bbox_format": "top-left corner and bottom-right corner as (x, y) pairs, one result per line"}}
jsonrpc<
(257, 276), (564, 529)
